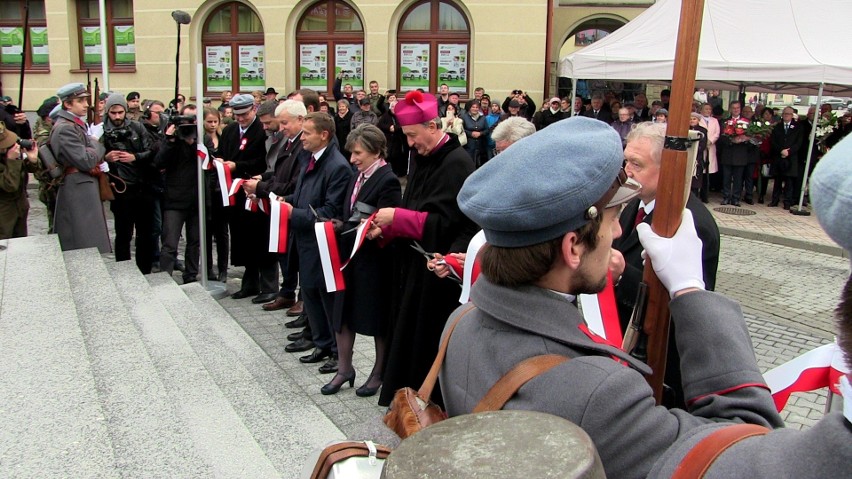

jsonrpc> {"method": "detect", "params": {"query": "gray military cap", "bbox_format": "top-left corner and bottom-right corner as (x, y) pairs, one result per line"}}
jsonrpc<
(230, 94), (255, 114)
(458, 116), (640, 248)
(811, 135), (852, 254)
(57, 83), (90, 101)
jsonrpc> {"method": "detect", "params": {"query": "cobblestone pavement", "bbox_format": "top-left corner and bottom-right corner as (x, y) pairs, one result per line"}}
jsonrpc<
(24, 186), (850, 434)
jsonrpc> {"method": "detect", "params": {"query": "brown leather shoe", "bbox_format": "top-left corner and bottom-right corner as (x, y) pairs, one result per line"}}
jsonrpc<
(262, 296), (296, 311)
(286, 300), (304, 317)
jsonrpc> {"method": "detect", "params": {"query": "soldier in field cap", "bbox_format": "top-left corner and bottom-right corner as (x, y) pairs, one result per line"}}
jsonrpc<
(50, 82), (111, 253)
(439, 116), (784, 479)
(368, 90), (479, 407)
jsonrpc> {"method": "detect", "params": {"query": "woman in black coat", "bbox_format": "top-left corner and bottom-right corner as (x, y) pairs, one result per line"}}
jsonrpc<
(334, 100), (353, 161)
(321, 124), (402, 396)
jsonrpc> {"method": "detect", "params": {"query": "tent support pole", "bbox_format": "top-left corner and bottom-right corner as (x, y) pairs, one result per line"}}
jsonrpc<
(791, 82), (823, 216)
(570, 76), (577, 116)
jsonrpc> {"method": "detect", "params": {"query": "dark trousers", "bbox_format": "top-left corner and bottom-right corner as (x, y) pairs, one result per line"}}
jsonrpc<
(160, 208), (200, 282)
(742, 163), (756, 200)
(276, 250), (299, 300)
(772, 175), (797, 206)
(110, 186), (155, 274)
(301, 286), (337, 352)
(240, 257), (279, 294)
(721, 164), (745, 203)
(205, 203), (229, 275)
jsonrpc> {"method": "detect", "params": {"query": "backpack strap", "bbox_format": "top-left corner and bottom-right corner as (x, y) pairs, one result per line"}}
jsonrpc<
(671, 424), (769, 479)
(417, 303), (477, 401)
(473, 354), (569, 413)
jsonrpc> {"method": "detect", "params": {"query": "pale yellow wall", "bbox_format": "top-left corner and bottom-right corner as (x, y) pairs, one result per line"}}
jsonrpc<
(5, 0), (552, 111)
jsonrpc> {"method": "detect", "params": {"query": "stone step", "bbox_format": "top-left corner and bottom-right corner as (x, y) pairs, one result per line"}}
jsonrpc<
(0, 236), (116, 477)
(148, 273), (343, 476)
(64, 249), (207, 477)
(181, 282), (345, 468)
(106, 262), (279, 478)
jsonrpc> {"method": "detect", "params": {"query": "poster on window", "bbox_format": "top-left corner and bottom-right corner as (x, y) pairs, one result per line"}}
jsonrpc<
(0, 27), (23, 66)
(299, 44), (327, 91)
(334, 44), (363, 90)
(206, 45), (233, 92)
(30, 27), (49, 65)
(437, 44), (467, 93)
(81, 26), (101, 64)
(113, 26), (135, 64)
(238, 45), (265, 89)
(400, 43), (429, 90)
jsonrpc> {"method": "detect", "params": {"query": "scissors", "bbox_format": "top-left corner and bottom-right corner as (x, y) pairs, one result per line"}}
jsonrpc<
(409, 241), (435, 260)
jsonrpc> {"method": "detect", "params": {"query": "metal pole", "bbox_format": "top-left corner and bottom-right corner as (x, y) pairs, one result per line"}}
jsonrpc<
(17, 0), (30, 108)
(98, 0), (110, 91)
(175, 23), (182, 108)
(792, 82), (823, 216)
(570, 75), (577, 117)
(196, 62), (209, 289)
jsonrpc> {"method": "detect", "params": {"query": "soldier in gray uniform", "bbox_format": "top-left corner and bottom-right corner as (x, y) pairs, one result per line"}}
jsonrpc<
(440, 117), (784, 479)
(50, 83), (110, 253)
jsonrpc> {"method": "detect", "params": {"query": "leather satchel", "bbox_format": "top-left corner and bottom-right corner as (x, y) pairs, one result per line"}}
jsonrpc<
(306, 440), (391, 479)
(97, 171), (115, 201)
(383, 304), (569, 439)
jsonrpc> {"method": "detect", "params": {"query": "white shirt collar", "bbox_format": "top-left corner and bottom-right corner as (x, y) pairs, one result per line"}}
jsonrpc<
(639, 199), (656, 214)
(548, 289), (577, 303)
(312, 146), (327, 161)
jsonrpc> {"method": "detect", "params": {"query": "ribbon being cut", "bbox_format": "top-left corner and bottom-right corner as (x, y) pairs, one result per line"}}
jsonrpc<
(267, 193), (289, 254)
(199, 144), (234, 207)
(763, 341), (849, 412)
(315, 221), (346, 292)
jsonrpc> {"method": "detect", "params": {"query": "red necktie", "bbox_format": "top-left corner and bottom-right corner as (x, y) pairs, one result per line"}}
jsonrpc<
(634, 207), (646, 227)
(306, 155), (316, 173)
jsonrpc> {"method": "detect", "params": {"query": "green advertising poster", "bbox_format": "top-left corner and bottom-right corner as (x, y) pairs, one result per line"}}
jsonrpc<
(299, 44), (328, 91)
(82, 26), (101, 65)
(238, 45), (265, 89)
(206, 45), (233, 92)
(437, 44), (468, 93)
(0, 27), (24, 66)
(30, 27), (49, 66)
(114, 26), (135, 64)
(400, 43), (429, 90)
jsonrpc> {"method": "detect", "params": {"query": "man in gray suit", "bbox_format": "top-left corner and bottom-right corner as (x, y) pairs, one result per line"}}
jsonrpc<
(440, 116), (783, 479)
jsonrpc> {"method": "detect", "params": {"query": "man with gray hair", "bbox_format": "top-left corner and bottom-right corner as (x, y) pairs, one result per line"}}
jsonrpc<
(582, 92), (612, 123)
(612, 121), (720, 408)
(491, 116), (535, 155)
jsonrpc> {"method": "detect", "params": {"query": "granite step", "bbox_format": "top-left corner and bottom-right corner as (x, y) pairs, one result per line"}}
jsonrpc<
(0, 236), (116, 477)
(106, 262), (279, 478)
(148, 273), (343, 477)
(64, 249), (208, 477)
(181, 282), (345, 467)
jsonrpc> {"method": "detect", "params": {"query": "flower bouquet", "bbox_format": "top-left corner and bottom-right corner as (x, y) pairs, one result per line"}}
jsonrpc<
(722, 118), (767, 145)
(744, 120), (774, 145)
(816, 114), (838, 152)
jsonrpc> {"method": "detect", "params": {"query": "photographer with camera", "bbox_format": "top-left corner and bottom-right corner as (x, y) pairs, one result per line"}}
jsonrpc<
(0, 122), (40, 239)
(101, 93), (156, 273)
(501, 89), (536, 121)
(153, 105), (200, 283)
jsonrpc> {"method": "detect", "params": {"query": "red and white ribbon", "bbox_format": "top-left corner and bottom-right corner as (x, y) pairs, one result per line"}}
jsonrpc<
(578, 272), (623, 346)
(229, 178), (246, 198)
(200, 147), (234, 207)
(458, 230), (487, 303)
(341, 212), (377, 270)
(315, 221), (346, 292)
(244, 196), (269, 213)
(268, 193), (289, 253)
(764, 340), (849, 411)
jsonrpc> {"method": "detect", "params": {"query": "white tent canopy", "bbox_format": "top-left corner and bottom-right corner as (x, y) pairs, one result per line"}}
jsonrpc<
(559, 0), (852, 95)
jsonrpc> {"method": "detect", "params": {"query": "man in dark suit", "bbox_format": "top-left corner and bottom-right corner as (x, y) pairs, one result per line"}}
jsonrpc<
(219, 94), (278, 302)
(613, 121), (720, 409)
(582, 92), (612, 123)
(769, 107), (803, 209)
(281, 112), (354, 374)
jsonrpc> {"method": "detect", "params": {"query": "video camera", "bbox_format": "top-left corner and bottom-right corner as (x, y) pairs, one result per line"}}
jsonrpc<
(103, 126), (134, 152)
(162, 110), (197, 141)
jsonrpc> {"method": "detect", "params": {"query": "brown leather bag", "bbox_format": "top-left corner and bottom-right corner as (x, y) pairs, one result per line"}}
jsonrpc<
(98, 173), (114, 201)
(671, 423), (769, 479)
(383, 304), (569, 439)
(309, 440), (391, 479)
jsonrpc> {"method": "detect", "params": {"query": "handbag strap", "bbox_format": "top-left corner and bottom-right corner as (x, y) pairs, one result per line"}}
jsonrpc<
(473, 354), (569, 413)
(417, 303), (477, 400)
(671, 424), (769, 479)
(311, 441), (392, 479)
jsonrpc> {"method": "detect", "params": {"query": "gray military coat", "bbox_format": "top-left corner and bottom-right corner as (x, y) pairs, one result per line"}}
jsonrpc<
(50, 110), (110, 253)
(440, 278), (784, 479)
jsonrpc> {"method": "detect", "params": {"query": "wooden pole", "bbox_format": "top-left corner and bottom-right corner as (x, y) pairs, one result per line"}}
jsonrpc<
(642, 0), (706, 403)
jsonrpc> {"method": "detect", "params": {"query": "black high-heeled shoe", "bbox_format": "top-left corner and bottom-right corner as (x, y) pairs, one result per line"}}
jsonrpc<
(320, 371), (356, 395)
(355, 376), (382, 398)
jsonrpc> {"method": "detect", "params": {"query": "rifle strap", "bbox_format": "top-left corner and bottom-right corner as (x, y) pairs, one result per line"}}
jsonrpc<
(671, 424), (769, 479)
(473, 354), (569, 413)
(417, 303), (477, 400)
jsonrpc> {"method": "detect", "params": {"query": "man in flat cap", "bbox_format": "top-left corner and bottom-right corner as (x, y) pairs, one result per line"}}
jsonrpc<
(369, 90), (478, 407)
(50, 82), (110, 253)
(648, 136), (852, 479)
(218, 93), (278, 302)
(439, 116), (782, 479)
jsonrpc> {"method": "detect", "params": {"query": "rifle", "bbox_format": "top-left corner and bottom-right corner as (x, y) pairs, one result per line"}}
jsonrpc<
(86, 70), (93, 124)
(640, 0), (706, 404)
(87, 77), (100, 126)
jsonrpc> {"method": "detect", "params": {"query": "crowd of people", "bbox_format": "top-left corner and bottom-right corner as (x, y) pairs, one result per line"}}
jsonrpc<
(1, 78), (850, 476)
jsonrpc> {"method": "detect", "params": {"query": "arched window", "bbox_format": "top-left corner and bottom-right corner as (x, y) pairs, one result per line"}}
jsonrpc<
(296, 0), (364, 95)
(202, 2), (264, 95)
(398, 0), (470, 95)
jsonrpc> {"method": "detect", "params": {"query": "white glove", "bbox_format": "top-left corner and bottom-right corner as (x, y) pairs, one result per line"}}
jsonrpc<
(99, 162), (110, 173)
(636, 209), (705, 298)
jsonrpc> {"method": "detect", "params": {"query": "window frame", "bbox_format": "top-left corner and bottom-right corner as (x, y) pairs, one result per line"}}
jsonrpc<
(295, 0), (365, 96)
(397, 0), (470, 96)
(201, 2), (265, 96)
(0, 0), (49, 73)
(75, 0), (136, 72)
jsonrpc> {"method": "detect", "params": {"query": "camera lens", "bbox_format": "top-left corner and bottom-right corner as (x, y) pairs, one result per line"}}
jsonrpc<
(16, 139), (33, 149)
